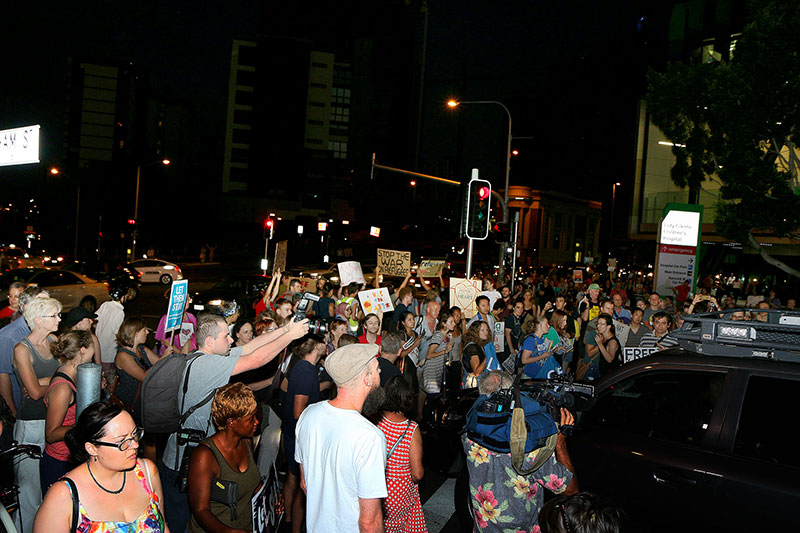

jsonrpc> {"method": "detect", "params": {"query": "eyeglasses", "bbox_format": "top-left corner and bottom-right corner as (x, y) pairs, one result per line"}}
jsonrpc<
(41, 315), (60, 319)
(93, 427), (144, 451)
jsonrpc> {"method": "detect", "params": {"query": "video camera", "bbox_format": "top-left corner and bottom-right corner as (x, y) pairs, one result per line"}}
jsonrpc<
(294, 292), (328, 336)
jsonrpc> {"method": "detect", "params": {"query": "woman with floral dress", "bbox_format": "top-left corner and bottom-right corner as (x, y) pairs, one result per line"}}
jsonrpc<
(377, 376), (426, 533)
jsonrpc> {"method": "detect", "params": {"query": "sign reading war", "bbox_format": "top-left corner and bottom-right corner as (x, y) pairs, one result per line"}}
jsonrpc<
(377, 248), (411, 277)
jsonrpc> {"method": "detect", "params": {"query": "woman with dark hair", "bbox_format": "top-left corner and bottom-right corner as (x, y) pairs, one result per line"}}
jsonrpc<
(461, 321), (488, 389)
(420, 310), (456, 398)
(377, 376), (426, 533)
(114, 317), (164, 420)
(539, 492), (624, 533)
(231, 319), (254, 348)
(549, 309), (575, 371)
(41, 330), (95, 492)
(395, 311), (421, 392)
(34, 401), (168, 532)
(590, 313), (622, 376)
(187, 383), (260, 533)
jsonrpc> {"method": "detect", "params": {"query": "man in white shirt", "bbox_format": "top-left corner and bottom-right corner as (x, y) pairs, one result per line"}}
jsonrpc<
(296, 344), (388, 532)
(479, 278), (502, 311)
(94, 285), (129, 380)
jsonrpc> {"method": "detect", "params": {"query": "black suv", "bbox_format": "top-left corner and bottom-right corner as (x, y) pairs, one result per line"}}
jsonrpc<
(431, 310), (800, 532)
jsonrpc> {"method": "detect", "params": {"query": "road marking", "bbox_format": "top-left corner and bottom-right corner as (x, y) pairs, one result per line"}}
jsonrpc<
(423, 478), (455, 533)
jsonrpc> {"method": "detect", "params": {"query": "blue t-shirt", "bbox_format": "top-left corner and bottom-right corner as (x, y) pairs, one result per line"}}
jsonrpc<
(484, 342), (500, 371)
(0, 316), (31, 408)
(283, 360), (320, 437)
(522, 335), (562, 379)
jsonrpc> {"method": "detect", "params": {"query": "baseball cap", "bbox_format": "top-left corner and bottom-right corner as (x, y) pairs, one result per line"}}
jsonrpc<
(588, 283), (601, 291)
(325, 343), (380, 385)
(62, 306), (97, 328)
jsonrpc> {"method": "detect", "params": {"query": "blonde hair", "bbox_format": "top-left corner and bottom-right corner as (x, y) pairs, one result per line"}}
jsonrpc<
(211, 383), (257, 429)
(23, 297), (62, 330)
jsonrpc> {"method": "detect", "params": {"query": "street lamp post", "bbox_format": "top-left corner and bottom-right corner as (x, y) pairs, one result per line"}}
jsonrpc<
(447, 99), (512, 283)
(132, 159), (170, 260)
(609, 182), (621, 256)
(50, 168), (80, 258)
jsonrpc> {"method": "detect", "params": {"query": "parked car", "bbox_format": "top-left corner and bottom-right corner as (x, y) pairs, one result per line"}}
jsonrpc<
(192, 274), (271, 317)
(430, 310), (800, 532)
(0, 268), (109, 312)
(129, 258), (183, 285)
(61, 261), (142, 299)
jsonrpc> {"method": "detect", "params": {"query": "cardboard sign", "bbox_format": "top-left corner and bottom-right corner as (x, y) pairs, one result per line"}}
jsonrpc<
(273, 241), (288, 274)
(377, 248), (411, 277)
(572, 269), (583, 284)
(252, 463), (282, 533)
(165, 280), (189, 332)
(338, 261), (365, 286)
(418, 259), (446, 277)
(449, 278), (482, 319)
(358, 287), (395, 314)
(284, 277), (316, 295)
(622, 346), (658, 364)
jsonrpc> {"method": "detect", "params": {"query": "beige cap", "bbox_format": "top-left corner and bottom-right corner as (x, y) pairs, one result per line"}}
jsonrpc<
(325, 343), (380, 385)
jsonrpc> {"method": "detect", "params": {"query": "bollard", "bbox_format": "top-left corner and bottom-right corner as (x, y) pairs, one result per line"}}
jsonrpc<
(76, 363), (102, 418)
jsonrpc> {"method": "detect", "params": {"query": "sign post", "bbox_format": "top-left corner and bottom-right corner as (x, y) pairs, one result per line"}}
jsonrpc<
(654, 203), (703, 297)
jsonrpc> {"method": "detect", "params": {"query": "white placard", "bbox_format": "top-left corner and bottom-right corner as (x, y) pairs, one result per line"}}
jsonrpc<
(338, 261), (365, 286)
(0, 125), (40, 167)
(358, 287), (395, 314)
(449, 278), (482, 319)
(622, 346), (659, 364)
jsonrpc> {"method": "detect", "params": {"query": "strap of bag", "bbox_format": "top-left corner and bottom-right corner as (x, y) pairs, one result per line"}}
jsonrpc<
(509, 374), (557, 475)
(179, 353), (216, 425)
(63, 477), (79, 533)
(386, 420), (412, 461)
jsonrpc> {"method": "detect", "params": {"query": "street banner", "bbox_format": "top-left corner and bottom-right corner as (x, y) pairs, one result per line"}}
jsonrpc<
(572, 270), (583, 284)
(449, 278), (482, 319)
(622, 346), (658, 364)
(338, 261), (365, 286)
(358, 287), (395, 314)
(165, 279), (189, 332)
(377, 248), (411, 276)
(418, 259), (446, 277)
(273, 241), (288, 275)
(252, 463), (282, 533)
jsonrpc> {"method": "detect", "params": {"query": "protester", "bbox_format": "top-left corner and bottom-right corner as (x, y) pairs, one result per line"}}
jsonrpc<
(0, 282), (24, 320)
(638, 312), (679, 351)
(591, 313), (622, 376)
(503, 299), (525, 363)
(33, 401), (167, 533)
(187, 383), (260, 533)
(294, 343), (388, 533)
(232, 319), (254, 348)
(549, 309), (575, 372)
(466, 295), (496, 332)
(626, 307), (648, 348)
(377, 332), (403, 387)
(377, 375), (426, 533)
(460, 329), (487, 389)
(420, 310), (456, 403)
(358, 312), (384, 347)
(60, 306), (101, 365)
(154, 292), (197, 357)
(326, 318), (349, 354)
(520, 316), (561, 379)
(13, 296), (62, 531)
(40, 330), (95, 493)
(392, 286), (416, 329)
(96, 284), (129, 389)
(114, 316), (165, 423)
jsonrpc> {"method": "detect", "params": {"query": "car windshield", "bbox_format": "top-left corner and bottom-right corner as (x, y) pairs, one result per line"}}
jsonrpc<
(212, 279), (242, 290)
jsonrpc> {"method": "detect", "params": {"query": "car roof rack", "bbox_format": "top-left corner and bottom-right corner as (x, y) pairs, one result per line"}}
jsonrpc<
(671, 309), (800, 363)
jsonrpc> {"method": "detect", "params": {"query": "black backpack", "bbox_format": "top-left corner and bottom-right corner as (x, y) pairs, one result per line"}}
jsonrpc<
(140, 351), (216, 434)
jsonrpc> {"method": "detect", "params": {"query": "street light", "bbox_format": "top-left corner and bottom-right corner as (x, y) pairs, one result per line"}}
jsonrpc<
(50, 167), (80, 258)
(447, 99), (513, 282)
(132, 158), (171, 260)
(609, 182), (621, 256)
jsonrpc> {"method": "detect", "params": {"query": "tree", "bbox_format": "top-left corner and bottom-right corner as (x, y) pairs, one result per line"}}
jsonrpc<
(647, 0), (800, 277)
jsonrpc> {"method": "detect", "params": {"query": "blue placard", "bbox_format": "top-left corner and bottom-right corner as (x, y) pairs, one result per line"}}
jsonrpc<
(165, 279), (189, 332)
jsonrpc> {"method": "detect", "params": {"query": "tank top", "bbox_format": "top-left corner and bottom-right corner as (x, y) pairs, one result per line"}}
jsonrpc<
(598, 335), (623, 375)
(14, 336), (59, 420)
(115, 346), (151, 418)
(43, 370), (76, 461)
(64, 460), (166, 532)
(187, 438), (261, 533)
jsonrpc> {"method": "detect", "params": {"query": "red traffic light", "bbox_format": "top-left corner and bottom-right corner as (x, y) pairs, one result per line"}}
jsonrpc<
(478, 186), (491, 200)
(127, 219), (136, 225)
(265, 219), (274, 228)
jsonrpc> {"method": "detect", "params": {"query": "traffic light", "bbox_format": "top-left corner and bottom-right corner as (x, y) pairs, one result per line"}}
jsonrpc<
(492, 222), (510, 243)
(127, 219), (136, 225)
(465, 178), (492, 239)
(264, 218), (274, 239)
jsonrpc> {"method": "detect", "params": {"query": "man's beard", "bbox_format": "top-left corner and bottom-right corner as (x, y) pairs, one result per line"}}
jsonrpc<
(360, 384), (386, 424)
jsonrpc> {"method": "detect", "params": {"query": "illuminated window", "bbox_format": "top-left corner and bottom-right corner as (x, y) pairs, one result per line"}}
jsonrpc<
(330, 107), (349, 123)
(329, 141), (347, 159)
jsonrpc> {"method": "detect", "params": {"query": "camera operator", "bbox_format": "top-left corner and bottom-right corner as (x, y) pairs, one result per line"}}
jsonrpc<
(463, 370), (578, 532)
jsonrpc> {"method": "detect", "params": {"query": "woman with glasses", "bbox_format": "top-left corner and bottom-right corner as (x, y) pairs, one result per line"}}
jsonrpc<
(41, 330), (96, 493)
(33, 400), (168, 532)
(12, 296), (62, 529)
(187, 383), (260, 533)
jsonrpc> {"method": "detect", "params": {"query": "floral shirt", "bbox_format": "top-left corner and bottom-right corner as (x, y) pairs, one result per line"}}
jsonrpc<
(462, 436), (572, 533)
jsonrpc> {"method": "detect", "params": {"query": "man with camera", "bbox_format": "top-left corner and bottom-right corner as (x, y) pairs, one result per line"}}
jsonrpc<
(159, 312), (309, 533)
(463, 371), (578, 532)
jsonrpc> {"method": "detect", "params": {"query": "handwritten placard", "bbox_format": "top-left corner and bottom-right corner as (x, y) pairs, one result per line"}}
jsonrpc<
(358, 287), (395, 314)
(252, 463), (282, 532)
(622, 347), (658, 364)
(338, 261), (366, 286)
(377, 248), (411, 277)
(449, 278), (482, 319)
(418, 259), (446, 277)
(273, 241), (288, 275)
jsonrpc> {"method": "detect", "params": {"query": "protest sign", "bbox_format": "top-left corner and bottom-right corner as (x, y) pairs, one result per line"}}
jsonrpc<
(450, 278), (482, 319)
(418, 259), (446, 277)
(273, 241), (288, 275)
(377, 248), (411, 277)
(358, 287), (395, 314)
(622, 346), (658, 364)
(572, 269), (583, 284)
(165, 280), (189, 332)
(493, 321), (504, 354)
(252, 463), (282, 533)
(338, 261), (365, 286)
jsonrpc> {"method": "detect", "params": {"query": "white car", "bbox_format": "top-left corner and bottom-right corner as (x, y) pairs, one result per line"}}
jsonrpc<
(129, 259), (183, 285)
(2, 269), (111, 312)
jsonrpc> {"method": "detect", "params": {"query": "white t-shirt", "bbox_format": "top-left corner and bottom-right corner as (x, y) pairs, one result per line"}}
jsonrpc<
(95, 300), (125, 364)
(295, 401), (387, 532)
(479, 289), (502, 311)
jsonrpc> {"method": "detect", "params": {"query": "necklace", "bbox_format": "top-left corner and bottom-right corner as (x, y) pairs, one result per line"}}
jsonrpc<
(87, 460), (126, 494)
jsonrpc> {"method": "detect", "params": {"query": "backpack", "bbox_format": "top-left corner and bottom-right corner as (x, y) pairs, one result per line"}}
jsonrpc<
(140, 351), (216, 434)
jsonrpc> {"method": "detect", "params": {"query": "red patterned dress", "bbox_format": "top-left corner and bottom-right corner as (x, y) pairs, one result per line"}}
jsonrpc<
(377, 416), (427, 533)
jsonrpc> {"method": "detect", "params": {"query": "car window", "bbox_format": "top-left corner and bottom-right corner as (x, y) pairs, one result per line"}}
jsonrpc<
(59, 271), (84, 285)
(734, 375), (799, 468)
(584, 370), (725, 447)
(30, 271), (64, 287)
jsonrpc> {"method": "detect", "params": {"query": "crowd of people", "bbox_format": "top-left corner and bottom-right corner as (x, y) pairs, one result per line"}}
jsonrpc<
(0, 264), (793, 532)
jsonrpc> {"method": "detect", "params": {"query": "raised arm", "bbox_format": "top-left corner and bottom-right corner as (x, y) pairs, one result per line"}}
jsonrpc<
(232, 319), (309, 375)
